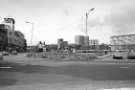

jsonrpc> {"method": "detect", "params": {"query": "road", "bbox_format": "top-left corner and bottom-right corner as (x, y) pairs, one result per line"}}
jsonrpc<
(0, 54), (135, 90)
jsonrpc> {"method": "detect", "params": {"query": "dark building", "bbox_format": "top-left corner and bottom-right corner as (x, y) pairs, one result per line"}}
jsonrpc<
(0, 24), (8, 51)
(0, 18), (27, 52)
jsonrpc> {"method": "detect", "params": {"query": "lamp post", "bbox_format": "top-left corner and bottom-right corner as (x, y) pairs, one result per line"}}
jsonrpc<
(85, 8), (95, 36)
(25, 21), (34, 46)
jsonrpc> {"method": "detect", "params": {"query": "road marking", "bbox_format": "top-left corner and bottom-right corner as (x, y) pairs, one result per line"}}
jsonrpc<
(0, 67), (13, 68)
(100, 87), (135, 90)
(120, 67), (129, 69)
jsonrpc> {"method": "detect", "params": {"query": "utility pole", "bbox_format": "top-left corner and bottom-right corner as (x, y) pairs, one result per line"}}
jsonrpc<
(86, 13), (88, 36)
(85, 8), (95, 36)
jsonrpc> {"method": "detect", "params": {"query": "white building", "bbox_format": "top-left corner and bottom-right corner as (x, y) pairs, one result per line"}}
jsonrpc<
(110, 34), (135, 51)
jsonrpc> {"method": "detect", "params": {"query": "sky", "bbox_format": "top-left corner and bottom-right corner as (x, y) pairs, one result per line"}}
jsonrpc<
(0, 0), (135, 45)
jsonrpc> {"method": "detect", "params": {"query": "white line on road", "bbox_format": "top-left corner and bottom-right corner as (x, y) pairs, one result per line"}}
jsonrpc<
(0, 67), (13, 68)
(120, 67), (129, 69)
(100, 87), (135, 90)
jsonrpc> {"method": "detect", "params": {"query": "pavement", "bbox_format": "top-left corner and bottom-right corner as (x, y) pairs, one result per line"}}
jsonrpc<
(1, 53), (135, 90)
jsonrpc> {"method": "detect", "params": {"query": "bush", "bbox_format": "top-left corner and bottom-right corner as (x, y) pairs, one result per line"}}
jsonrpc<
(62, 54), (97, 61)
(26, 52), (97, 61)
(41, 54), (48, 58)
(60, 55), (66, 59)
(26, 53), (33, 57)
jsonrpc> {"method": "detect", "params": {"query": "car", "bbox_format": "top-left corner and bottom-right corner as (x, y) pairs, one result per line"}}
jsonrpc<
(2, 51), (9, 56)
(127, 50), (135, 59)
(113, 50), (127, 59)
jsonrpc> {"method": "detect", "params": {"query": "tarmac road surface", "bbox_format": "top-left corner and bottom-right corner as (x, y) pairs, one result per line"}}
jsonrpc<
(0, 54), (135, 90)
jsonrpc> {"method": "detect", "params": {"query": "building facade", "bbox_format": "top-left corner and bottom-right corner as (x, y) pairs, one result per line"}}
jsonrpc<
(57, 38), (68, 49)
(89, 39), (99, 45)
(110, 34), (135, 51)
(0, 18), (27, 52)
(75, 35), (89, 46)
(75, 35), (84, 46)
(84, 36), (89, 46)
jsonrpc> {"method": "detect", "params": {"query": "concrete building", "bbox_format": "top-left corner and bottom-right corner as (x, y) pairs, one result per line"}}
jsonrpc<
(2, 18), (15, 31)
(1, 18), (16, 46)
(0, 24), (8, 50)
(75, 35), (85, 46)
(89, 39), (99, 45)
(110, 34), (135, 51)
(75, 35), (89, 46)
(57, 38), (63, 49)
(63, 41), (68, 48)
(84, 36), (89, 46)
(57, 38), (68, 49)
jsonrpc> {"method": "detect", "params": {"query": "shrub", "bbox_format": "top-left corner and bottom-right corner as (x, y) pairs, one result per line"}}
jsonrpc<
(26, 53), (33, 57)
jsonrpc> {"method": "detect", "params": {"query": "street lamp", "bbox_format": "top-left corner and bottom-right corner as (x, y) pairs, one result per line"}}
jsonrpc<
(85, 8), (95, 36)
(25, 21), (34, 46)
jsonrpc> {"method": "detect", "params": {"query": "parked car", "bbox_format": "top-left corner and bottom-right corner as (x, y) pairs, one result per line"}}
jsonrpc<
(113, 50), (127, 59)
(127, 50), (135, 59)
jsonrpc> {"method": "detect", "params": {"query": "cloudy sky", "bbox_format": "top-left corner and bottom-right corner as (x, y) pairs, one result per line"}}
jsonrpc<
(0, 0), (135, 45)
